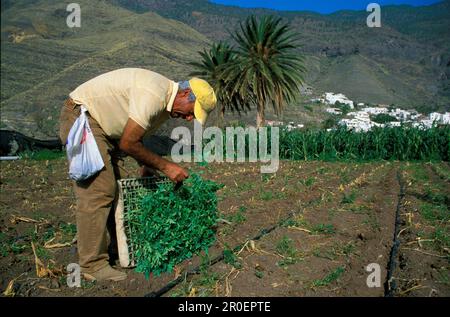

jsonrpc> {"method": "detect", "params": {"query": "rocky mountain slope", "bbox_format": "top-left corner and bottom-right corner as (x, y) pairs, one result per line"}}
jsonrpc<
(113, 0), (450, 108)
(1, 0), (210, 138)
(1, 0), (449, 138)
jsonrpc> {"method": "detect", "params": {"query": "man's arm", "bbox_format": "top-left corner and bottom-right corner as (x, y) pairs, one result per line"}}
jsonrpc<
(119, 118), (188, 183)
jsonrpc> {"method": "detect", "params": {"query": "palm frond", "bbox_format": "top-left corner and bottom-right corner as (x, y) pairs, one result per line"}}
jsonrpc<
(224, 15), (305, 126)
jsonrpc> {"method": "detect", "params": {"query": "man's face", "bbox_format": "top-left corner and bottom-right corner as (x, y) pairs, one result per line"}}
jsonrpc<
(171, 88), (196, 121)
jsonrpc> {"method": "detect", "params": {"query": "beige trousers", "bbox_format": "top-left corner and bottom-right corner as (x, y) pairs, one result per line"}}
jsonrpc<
(59, 99), (130, 273)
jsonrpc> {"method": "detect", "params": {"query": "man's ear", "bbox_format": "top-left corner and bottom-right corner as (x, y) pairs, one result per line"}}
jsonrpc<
(181, 88), (191, 97)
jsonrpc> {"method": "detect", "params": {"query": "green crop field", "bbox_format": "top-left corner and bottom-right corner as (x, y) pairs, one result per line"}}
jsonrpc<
(279, 125), (450, 161)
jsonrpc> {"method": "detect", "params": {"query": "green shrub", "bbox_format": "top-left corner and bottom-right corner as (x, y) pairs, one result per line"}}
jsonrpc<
(322, 117), (338, 129)
(371, 113), (397, 124)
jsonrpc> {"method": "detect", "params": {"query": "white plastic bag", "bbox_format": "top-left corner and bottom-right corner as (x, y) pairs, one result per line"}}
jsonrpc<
(66, 106), (104, 181)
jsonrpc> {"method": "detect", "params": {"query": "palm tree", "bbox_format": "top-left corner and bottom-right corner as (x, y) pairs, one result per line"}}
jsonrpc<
(190, 42), (250, 126)
(222, 15), (305, 128)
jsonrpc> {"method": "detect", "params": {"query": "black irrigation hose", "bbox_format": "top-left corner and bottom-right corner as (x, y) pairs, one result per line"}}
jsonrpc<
(144, 212), (294, 297)
(384, 169), (405, 297)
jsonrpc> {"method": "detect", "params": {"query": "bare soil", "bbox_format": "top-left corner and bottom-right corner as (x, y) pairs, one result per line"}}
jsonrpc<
(0, 158), (448, 297)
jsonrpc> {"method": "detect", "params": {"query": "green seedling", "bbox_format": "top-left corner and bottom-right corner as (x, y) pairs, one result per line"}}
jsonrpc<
(420, 203), (449, 223)
(59, 223), (77, 242)
(228, 212), (246, 224)
(437, 269), (450, 285)
(126, 173), (222, 278)
(35, 244), (51, 261)
(0, 233), (9, 257)
(312, 266), (345, 287)
(341, 242), (356, 256)
(312, 248), (336, 261)
(223, 249), (242, 269)
(10, 242), (28, 254)
(238, 206), (247, 213)
(196, 252), (220, 296)
(341, 191), (356, 204)
(276, 236), (300, 267)
(260, 189), (286, 201)
(303, 177), (316, 187)
(260, 191), (274, 201)
(312, 224), (336, 234)
(237, 182), (254, 192)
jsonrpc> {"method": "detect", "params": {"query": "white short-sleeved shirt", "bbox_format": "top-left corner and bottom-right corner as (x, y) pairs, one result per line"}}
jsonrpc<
(69, 68), (179, 139)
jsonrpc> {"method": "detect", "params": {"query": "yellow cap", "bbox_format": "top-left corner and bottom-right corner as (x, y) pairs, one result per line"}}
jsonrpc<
(189, 77), (217, 125)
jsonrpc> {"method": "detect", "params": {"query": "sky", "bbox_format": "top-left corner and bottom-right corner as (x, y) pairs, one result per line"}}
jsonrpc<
(209, 0), (443, 14)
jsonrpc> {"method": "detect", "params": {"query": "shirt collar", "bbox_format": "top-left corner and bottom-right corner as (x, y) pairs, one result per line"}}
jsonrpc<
(166, 81), (179, 113)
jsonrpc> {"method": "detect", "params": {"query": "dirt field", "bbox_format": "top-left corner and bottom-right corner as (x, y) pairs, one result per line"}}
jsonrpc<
(0, 156), (448, 297)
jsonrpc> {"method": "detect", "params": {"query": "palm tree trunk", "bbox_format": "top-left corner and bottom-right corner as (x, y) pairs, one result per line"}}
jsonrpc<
(216, 104), (225, 128)
(256, 100), (265, 128)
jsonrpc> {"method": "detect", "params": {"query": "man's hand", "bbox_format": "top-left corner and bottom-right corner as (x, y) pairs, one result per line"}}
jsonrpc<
(162, 162), (189, 183)
(120, 118), (188, 182)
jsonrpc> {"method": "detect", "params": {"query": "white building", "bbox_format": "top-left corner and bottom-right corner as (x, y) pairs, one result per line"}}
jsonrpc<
(412, 120), (434, 130)
(338, 119), (382, 132)
(348, 112), (370, 121)
(324, 92), (354, 109)
(443, 113), (450, 124)
(429, 112), (441, 122)
(326, 108), (342, 115)
(390, 108), (412, 121)
(266, 120), (284, 127)
(362, 107), (389, 115)
(325, 101), (449, 132)
(428, 112), (450, 124)
(285, 122), (304, 132)
(387, 121), (401, 127)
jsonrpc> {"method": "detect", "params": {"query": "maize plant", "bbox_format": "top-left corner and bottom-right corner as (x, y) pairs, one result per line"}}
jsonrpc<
(208, 125), (448, 162)
(279, 125), (449, 162)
